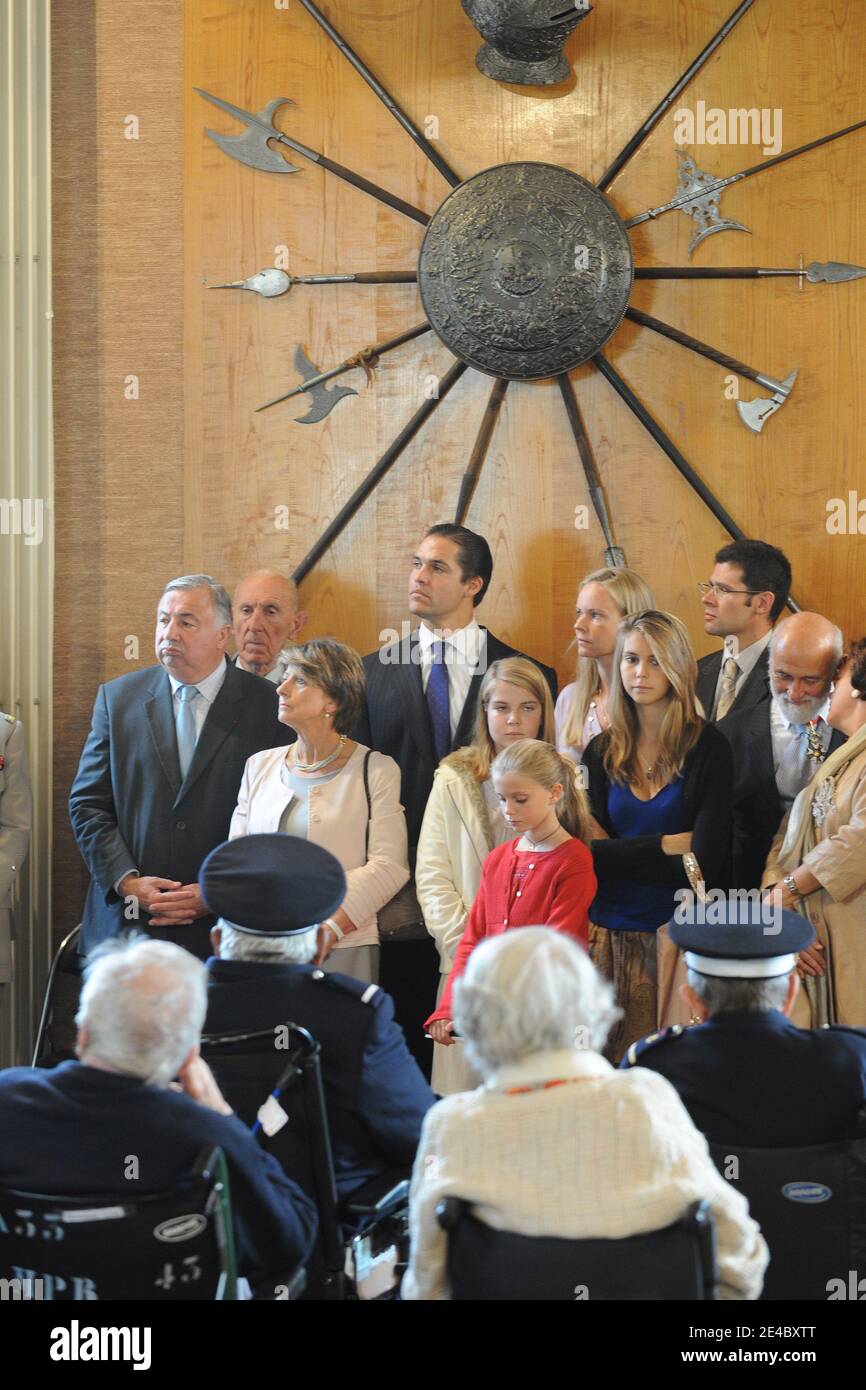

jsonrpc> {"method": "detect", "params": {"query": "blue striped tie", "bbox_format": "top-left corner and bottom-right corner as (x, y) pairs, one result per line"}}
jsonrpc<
(426, 641), (451, 763)
(176, 685), (200, 779)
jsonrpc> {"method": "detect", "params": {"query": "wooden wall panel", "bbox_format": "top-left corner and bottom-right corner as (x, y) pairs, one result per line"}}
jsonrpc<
(184, 0), (866, 675)
(53, 0), (866, 936)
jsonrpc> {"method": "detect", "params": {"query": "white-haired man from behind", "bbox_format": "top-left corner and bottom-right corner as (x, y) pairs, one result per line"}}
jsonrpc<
(0, 937), (316, 1291)
(402, 927), (768, 1301)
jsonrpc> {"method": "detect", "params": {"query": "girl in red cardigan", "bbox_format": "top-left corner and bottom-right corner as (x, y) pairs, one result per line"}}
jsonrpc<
(426, 738), (597, 1048)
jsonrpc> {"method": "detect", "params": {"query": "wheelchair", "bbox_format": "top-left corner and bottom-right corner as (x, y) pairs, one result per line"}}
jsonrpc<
(710, 1126), (866, 1300)
(201, 1023), (410, 1300)
(0, 1144), (303, 1301)
(435, 1197), (717, 1300)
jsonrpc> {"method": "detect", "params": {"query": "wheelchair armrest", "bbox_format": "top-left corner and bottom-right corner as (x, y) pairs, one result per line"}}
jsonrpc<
(344, 1176), (410, 1219)
(436, 1196), (471, 1233)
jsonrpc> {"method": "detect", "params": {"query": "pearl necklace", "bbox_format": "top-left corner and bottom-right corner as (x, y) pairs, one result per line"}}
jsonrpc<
(289, 734), (347, 773)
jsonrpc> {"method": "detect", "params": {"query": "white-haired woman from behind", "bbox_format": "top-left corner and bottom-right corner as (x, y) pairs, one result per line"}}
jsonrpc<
(402, 928), (767, 1302)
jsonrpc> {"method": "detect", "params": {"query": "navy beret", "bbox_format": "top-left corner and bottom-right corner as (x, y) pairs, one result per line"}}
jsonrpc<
(669, 896), (813, 978)
(199, 834), (346, 936)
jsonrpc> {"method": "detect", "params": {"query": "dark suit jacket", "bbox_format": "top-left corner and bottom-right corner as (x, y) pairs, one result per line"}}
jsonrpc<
(718, 692), (846, 890)
(696, 645), (771, 724)
(205, 959), (436, 1196)
(623, 1010), (866, 1148)
(68, 659), (292, 956)
(352, 627), (557, 854)
(0, 1060), (317, 1283)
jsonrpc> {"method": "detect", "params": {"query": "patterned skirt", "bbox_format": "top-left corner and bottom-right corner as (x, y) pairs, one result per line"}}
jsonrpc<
(588, 923), (658, 1065)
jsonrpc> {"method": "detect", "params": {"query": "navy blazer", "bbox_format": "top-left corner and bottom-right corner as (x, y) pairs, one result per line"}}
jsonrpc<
(0, 1061), (317, 1284)
(352, 627), (557, 855)
(68, 659), (291, 957)
(205, 959), (436, 1196)
(622, 1011), (866, 1148)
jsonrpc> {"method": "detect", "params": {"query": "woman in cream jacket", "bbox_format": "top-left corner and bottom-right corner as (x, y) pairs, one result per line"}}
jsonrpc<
(229, 639), (408, 985)
(415, 657), (555, 1093)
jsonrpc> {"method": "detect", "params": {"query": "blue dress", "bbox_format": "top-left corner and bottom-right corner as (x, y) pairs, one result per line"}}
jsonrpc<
(591, 779), (686, 932)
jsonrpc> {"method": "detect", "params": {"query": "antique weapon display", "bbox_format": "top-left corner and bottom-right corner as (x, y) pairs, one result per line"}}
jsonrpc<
(199, 1), (865, 577)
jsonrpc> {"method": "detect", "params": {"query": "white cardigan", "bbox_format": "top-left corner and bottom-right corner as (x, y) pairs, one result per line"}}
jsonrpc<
(415, 762), (495, 975)
(229, 742), (409, 951)
(402, 1048), (768, 1301)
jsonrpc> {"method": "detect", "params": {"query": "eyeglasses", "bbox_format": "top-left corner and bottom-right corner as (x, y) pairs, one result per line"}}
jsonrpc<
(697, 581), (761, 599)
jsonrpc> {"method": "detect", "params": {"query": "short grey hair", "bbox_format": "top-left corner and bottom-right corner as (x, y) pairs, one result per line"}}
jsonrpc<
(686, 968), (791, 1016)
(454, 928), (621, 1077)
(218, 922), (318, 966)
(162, 574), (232, 627)
(76, 936), (207, 1087)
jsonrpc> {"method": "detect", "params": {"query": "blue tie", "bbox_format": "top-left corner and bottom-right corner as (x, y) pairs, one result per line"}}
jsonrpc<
(426, 641), (451, 763)
(176, 685), (200, 779)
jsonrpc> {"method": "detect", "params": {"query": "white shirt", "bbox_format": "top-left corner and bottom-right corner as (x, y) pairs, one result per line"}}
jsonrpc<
(417, 620), (486, 739)
(770, 695), (832, 807)
(711, 629), (772, 717)
(234, 648), (293, 686)
(167, 658), (228, 740)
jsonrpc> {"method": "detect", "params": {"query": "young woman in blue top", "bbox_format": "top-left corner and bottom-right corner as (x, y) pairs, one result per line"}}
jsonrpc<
(582, 610), (734, 1062)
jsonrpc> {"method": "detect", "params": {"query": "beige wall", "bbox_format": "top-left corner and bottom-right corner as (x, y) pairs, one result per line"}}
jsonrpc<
(53, 0), (866, 936)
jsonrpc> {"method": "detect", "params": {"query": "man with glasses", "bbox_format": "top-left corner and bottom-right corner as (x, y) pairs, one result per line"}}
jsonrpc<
(696, 540), (792, 723)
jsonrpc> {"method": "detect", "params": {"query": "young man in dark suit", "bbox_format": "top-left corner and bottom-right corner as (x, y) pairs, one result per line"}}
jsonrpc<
(69, 575), (291, 960)
(696, 539), (792, 724)
(353, 524), (557, 1070)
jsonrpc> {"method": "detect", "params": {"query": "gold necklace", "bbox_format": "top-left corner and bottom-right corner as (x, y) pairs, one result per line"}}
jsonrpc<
(290, 734), (346, 773)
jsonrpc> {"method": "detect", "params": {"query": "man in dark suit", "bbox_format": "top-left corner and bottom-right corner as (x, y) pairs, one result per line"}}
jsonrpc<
(696, 539), (792, 725)
(69, 575), (291, 959)
(352, 523), (557, 1067)
(623, 909), (866, 1149)
(718, 611), (845, 890)
(0, 935), (316, 1290)
(201, 836), (436, 1199)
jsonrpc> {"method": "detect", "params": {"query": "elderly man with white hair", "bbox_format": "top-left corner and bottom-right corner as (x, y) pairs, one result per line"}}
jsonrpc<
(402, 928), (768, 1301)
(0, 937), (316, 1290)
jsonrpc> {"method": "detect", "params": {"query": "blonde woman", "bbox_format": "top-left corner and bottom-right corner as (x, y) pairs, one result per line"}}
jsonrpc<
(416, 658), (555, 1092)
(556, 567), (654, 761)
(425, 738), (596, 1046)
(229, 639), (409, 985)
(582, 611), (734, 1061)
(764, 637), (866, 1028)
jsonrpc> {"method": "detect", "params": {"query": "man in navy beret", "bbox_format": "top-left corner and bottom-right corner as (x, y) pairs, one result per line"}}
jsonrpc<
(622, 900), (866, 1147)
(200, 835), (436, 1201)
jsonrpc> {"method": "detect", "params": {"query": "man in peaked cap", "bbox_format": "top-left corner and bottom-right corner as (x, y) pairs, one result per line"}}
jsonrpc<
(621, 901), (866, 1148)
(200, 834), (436, 1201)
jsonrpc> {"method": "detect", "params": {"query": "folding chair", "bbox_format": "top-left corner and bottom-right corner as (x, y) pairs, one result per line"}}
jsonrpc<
(31, 924), (83, 1067)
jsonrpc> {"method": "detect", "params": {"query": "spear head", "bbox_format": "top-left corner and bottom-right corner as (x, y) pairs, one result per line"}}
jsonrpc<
(196, 90), (301, 174)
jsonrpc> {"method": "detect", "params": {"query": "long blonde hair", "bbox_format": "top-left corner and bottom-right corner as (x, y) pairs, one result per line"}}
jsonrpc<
(604, 610), (703, 786)
(447, 658), (555, 782)
(491, 738), (591, 844)
(561, 566), (655, 752)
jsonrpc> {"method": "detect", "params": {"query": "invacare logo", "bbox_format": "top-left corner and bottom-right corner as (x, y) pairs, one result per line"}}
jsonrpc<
(49, 1320), (151, 1371)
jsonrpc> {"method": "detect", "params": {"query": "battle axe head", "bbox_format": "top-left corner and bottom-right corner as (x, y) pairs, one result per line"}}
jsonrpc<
(196, 90), (301, 174)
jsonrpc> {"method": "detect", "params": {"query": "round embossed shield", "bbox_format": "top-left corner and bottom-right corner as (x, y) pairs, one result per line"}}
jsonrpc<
(418, 162), (634, 379)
